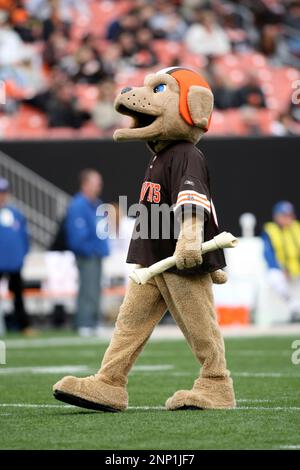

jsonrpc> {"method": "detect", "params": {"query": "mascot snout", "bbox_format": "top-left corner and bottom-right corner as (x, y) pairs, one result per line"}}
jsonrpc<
(113, 67), (214, 144)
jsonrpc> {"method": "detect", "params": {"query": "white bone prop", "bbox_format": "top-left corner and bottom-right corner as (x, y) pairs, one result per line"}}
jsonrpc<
(129, 232), (238, 285)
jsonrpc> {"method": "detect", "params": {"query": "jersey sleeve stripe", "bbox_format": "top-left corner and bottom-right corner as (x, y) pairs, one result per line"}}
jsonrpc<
(176, 195), (211, 207)
(177, 190), (209, 201)
(174, 199), (211, 213)
(176, 194), (210, 208)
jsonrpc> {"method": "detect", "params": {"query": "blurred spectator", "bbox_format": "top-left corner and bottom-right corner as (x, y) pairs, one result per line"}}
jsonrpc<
(284, 1), (300, 29)
(148, 3), (187, 40)
(92, 80), (122, 131)
(43, 30), (69, 68)
(0, 9), (33, 65)
(240, 107), (264, 135)
(72, 46), (107, 84)
(289, 100), (300, 124)
(271, 111), (300, 135)
(185, 9), (231, 56)
(211, 65), (238, 109)
(0, 178), (34, 335)
(105, 202), (135, 283)
(133, 28), (158, 68)
(101, 43), (123, 77)
(222, 6), (256, 52)
(119, 32), (138, 62)
(262, 201), (300, 322)
(260, 23), (282, 61)
(65, 169), (109, 336)
(46, 83), (90, 128)
(235, 72), (266, 108)
(106, 12), (139, 41)
(0, 0), (299, 138)
(26, 0), (89, 24)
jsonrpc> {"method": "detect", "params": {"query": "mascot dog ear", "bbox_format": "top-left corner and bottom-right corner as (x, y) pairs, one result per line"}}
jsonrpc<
(187, 86), (214, 131)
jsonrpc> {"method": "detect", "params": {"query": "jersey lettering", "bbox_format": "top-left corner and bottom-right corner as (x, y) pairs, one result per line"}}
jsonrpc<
(140, 181), (161, 204)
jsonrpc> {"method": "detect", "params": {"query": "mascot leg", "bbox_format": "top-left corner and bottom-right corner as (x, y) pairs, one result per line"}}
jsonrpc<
(53, 279), (166, 412)
(157, 272), (236, 410)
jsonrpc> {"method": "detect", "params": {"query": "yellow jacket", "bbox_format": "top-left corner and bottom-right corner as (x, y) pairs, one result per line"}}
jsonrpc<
(263, 221), (300, 277)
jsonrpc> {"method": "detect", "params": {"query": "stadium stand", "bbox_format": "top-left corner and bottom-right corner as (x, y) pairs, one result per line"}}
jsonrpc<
(0, 0), (299, 139)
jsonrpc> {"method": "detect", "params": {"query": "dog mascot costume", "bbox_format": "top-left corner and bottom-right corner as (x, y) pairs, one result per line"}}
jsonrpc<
(53, 67), (236, 411)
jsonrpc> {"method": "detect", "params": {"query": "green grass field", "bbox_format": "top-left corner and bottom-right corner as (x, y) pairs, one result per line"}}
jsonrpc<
(0, 333), (300, 450)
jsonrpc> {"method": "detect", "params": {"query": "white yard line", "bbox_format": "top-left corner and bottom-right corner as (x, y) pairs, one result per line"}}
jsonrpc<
(3, 323), (300, 349)
(238, 399), (289, 403)
(4, 337), (104, 349)
(171, 371), (300, 378)
(131, 365), (174, 372)
(234, 406), (300, 410)
(0, 365), (89, 375)
(0, 364), (299, 378)
(279, 445), (300, 449)
(233, 372), (300, 378)
(0, 403), (74, 408)
(0, 364), (173, 375)
(0, 403), (300, 411)
(227, 350), (291, 356)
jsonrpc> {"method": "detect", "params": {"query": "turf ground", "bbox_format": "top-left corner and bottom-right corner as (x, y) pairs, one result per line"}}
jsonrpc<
(0, 333), (299, 450)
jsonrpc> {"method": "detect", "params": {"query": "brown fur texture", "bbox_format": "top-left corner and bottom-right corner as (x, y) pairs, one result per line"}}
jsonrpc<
(187, 85), (214, 130)
(175, 215), (203, 269)
(210, 269), (228, 284)
(166, 377), (236, 410)
(54, 273), (235, 411)
(53, 375), (128, 411)
(53, 68), (234, 411)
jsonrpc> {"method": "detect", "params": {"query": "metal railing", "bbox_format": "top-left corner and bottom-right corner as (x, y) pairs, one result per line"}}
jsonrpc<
(0, 150), (70, 249)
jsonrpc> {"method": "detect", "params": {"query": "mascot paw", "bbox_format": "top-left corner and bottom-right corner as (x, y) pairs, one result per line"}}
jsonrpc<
(175, 250), (202, 270)
(166, 377), (236, 411)
(175, 241), (203, 270)
(53, 375), (128, 412)
(210, 269), (228, 284)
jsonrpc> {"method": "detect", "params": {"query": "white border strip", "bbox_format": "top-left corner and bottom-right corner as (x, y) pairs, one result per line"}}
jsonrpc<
(1, 403), (300, 411)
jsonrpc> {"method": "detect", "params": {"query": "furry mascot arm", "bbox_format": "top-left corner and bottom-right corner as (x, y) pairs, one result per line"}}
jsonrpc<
(174, 214), (203, 270)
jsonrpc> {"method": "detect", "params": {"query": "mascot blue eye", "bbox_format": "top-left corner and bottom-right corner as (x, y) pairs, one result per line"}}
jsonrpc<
(153, 84), (166, 93)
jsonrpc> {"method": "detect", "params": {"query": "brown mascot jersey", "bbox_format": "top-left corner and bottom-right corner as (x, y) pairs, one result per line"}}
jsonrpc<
(127, 141), (226, 274)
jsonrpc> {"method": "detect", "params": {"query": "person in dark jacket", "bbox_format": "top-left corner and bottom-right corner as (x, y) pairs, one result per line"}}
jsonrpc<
(0, 178), (33, 335)
(65, 169), (109, 335)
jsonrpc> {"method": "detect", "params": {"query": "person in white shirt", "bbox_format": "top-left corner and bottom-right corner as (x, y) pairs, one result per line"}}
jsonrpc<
(185, 9), (231, 56)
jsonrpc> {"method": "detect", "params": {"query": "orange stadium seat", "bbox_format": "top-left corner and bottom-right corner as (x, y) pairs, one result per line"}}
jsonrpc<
(181, 51), (206, 70)
(47, 128), (76, 139)
(115, 69), (149, 90)
(209, 109), (274, 136)
(209, 111), (227, 135)
(71, 0), (132, 38)
(1, 105), (48, 139)
(78, 121), (103, 138)
(152, 40), (183, 66)
(75, 84), (99, 111)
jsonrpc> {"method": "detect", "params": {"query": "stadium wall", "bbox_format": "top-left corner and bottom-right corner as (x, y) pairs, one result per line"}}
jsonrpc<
(0, 136), (299, 235)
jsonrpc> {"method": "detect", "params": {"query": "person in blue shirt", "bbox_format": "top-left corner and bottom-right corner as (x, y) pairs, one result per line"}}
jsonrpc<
(0, 178), (32, 334)
(65, 169), (109, 335)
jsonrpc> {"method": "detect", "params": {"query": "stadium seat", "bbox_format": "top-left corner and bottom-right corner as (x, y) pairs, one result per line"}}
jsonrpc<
(1, 105), (48, 139)
(209, 111), (227, 135)
(152, 40), (183, 67)
(71, 0), (132, 38)
(75, 84), (99, 111)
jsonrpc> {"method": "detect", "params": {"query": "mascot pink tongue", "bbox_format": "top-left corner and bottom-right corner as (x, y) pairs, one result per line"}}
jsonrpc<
(53, 67), (236, 412)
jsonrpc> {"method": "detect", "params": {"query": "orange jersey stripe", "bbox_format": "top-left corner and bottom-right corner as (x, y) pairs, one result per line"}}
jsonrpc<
(175, 199), (211, 210)
(176, 196), (211, 208)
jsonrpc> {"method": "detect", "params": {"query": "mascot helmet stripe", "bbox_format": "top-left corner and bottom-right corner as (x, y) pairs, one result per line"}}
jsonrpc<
(156, 67), (212, 131)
